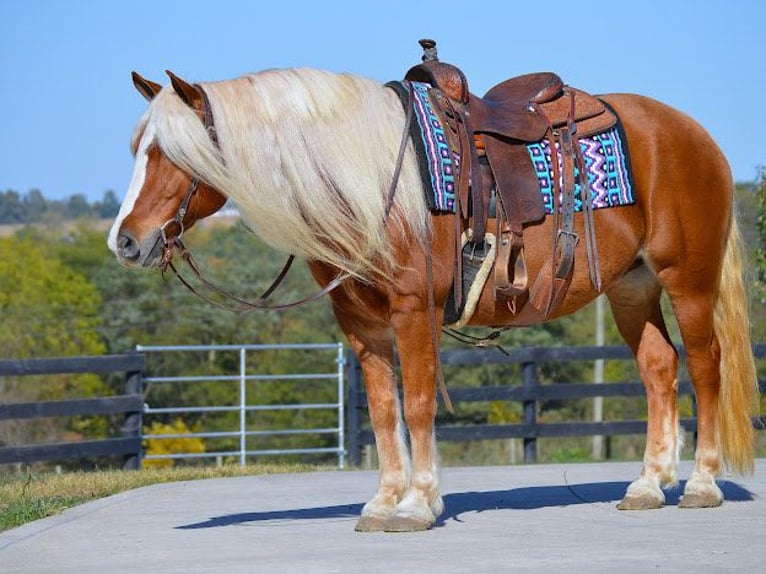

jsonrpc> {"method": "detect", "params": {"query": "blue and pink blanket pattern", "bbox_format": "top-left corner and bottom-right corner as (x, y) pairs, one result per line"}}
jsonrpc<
(389, 80), (634, 214)
(527, 128), (634, 214)
(405, 81), (457, 212)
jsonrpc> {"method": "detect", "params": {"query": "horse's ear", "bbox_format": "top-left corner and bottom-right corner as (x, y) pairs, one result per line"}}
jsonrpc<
(166, 70), (203, 111)
(132, 71), (162, 102)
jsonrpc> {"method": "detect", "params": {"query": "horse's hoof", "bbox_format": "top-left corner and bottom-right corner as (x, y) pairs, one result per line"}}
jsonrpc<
(678, 491), (722, 509)
(617, 495), (664, 510)
(354, 515), (389, 532)
(382, 515), (433, 532)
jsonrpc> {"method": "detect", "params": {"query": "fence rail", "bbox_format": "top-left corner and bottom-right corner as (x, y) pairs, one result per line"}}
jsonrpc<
(346, 344), (766, 466)
(0, 354), (145, 469)
(2, 343), (764, 470)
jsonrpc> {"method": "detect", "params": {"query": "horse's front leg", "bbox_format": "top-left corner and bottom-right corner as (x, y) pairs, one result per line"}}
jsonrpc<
(311, 263), (412, 532)
(383, 304), (444, 531)
(347, 331), (411, 532)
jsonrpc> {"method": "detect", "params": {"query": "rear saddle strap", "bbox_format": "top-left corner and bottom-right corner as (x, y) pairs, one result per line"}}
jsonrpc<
(405, 39), (610, 323)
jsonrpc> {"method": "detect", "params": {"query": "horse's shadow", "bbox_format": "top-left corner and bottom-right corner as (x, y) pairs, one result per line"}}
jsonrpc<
(175, 480), (754, 530)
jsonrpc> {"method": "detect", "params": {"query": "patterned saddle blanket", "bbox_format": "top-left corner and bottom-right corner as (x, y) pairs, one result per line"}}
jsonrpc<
(392, 80), (635, 215)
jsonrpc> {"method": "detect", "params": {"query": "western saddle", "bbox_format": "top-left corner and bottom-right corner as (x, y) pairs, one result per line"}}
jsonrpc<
(405, 40), (616, 325)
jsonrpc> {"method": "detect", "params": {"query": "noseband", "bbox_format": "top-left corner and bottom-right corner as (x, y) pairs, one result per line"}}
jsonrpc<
(158, 81), (416, 311)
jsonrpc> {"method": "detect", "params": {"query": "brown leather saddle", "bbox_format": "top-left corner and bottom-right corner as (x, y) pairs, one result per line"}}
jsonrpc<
(405, 39), (615, 324)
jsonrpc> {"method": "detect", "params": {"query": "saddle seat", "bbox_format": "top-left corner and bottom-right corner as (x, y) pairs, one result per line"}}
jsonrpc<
(475, 78), (613, 144)
(469, 72), (564, 142)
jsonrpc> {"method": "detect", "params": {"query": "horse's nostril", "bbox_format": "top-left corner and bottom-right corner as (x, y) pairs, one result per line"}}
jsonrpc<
(117, 232), (140, 261)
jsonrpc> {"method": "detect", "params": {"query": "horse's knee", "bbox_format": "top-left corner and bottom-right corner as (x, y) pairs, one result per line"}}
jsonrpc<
(403, 393), (437, 432)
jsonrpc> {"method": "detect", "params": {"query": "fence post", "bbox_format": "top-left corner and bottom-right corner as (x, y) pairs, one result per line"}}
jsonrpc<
(346, 351), (363, 467)
(336, 343), (346, 469)
(522, 360), (538, 463)
(239, 347), (247, 467)
(122, 363), (143, 470)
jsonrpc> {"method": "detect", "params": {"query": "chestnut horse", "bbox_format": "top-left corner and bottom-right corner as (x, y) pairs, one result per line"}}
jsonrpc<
(108, 65), (759, 532)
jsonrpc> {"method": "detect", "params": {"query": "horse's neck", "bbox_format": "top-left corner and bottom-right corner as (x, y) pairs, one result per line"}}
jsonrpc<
(216, 75), (416, 277)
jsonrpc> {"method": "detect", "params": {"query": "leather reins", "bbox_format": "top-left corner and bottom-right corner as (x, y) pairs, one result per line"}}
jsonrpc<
(159, 82), (415, 312)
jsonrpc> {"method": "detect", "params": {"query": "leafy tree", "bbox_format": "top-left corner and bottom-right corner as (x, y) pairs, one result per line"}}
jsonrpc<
(0, 235), (108, 451)
(93, 221), (341, 352)
(0, 190), (24, 224)
(0, 188), (118, 225)
(66, 193), (92, 219)
(22, 189), (47, 222)
(754, 169), (766, 285)
(0, 235), (104, 358)
(94, 190), (121, 219)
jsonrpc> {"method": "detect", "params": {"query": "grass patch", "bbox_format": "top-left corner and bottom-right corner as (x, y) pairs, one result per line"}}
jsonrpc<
(0, 463), (329, 532)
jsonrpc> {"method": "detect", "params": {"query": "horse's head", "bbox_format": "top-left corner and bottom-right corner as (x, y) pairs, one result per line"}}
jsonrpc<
(108, 71), (228, 268)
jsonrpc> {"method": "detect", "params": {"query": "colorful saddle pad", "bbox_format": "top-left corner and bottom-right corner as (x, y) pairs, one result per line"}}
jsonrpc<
(388, 81), (635, 215)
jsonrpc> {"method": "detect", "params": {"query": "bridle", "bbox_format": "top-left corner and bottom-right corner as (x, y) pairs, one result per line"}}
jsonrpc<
(159, 86), (218, 254)
(158, 81), (415, 311)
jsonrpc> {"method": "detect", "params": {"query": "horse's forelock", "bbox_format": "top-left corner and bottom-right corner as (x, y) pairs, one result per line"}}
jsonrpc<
(147, 88), (225, 185)
(130, 108), (151, 156)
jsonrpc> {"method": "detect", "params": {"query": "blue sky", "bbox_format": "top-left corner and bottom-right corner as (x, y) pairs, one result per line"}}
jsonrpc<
(1, 0), (764, 202)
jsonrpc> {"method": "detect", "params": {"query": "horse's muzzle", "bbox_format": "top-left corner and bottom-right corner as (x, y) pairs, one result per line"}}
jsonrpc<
(114, 229), (165, 268)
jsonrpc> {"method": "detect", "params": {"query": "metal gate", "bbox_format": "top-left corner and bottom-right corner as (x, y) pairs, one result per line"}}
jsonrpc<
(137, 343), (346, 468)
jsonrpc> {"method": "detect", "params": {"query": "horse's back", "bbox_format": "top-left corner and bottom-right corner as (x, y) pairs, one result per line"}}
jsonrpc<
(601, 92), (732, 203)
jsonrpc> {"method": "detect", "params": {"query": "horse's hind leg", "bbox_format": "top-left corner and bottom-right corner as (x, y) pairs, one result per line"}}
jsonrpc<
(607, 263), (680, 510)
(659, 270), (724, 508)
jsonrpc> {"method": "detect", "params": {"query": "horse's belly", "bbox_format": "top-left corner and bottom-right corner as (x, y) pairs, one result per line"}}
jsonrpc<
(467, 206), (645, 327)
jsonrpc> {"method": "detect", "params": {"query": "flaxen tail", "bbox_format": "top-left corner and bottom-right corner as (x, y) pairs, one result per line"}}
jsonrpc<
(714, 215), (760, 474)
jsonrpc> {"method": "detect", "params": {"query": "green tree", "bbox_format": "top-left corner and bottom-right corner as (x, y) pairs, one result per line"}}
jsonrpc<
(0, 235), (108, 452)
(754, 170), (766, 284)
(94, 190), (120, 219)
(0, 190), (24, 224)
(22, 189), (47, 222)
(66, 193), (92, 219)
(0, 236), (104, 358)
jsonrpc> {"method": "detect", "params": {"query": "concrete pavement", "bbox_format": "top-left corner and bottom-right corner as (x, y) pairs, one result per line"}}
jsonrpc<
(1, 460), (764, 573)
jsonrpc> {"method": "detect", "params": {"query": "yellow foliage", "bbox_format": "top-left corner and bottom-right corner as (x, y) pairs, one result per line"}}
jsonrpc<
(487, 401), (521, 424)
(142, 419), (205, 468)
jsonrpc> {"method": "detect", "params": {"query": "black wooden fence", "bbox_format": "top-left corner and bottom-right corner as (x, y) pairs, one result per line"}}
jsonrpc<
(0, 354), (145, 469)
(346, 344), (766, 466)
(2, 345), (764, 470)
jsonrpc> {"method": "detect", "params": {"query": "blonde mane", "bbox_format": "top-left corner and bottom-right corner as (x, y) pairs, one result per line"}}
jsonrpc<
(143, 68), (429, 278)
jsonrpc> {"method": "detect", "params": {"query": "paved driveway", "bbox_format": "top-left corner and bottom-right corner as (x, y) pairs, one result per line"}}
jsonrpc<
(2, 460), (764, 573)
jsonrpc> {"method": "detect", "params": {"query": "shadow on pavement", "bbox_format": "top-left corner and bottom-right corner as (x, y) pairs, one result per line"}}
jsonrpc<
(176, 479), (754, 530)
